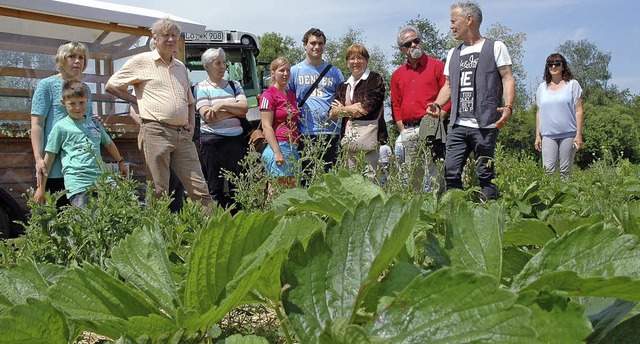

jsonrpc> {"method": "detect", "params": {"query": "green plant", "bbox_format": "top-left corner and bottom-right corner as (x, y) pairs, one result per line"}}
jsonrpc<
(1, 171), (218, 268)
(2, 171), (640, 342)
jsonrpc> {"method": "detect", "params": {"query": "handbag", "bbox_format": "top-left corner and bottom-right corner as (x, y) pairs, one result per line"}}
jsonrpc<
(340, 119), (379, 152)
(248, 125), (267, 153)
(339, 82), (379, 152)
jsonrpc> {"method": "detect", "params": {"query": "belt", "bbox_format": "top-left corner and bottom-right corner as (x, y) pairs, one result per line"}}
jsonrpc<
(403, 120), (421, 127)
(141, 118), (186, 131)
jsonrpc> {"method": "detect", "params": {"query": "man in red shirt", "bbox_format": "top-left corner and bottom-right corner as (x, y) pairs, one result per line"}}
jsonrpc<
(391, 25), (450, 192)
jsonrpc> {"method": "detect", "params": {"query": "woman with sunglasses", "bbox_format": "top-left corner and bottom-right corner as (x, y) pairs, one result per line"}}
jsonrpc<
(535, 53), (584, 178)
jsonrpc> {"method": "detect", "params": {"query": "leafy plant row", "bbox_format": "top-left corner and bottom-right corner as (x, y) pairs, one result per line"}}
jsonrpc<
(1, 169), (640, 343)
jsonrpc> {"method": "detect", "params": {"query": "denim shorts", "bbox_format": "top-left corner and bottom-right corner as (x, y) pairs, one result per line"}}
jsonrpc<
(261, 141), (300, 177)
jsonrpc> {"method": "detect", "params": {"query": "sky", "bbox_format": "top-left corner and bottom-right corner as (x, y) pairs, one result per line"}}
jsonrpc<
(110, 0), (639, 95)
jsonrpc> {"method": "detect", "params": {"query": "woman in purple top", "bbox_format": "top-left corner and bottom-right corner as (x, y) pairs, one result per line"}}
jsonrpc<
(535, 53), (584, 179)
(259, 57), (300, 189)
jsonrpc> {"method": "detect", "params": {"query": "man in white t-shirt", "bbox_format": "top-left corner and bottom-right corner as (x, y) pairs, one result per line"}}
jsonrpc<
(427, 1), (515, 201)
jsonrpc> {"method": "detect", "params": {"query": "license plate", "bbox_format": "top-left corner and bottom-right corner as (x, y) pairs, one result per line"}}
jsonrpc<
(185, 31), (223, 42)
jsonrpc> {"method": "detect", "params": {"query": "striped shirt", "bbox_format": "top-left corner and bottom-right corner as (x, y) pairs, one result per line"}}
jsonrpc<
(194, 80), (246, 136)
(107, 50), (194, 126)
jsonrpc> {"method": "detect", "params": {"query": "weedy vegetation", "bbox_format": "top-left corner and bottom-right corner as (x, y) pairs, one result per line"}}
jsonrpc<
(0, 146), (639, 343)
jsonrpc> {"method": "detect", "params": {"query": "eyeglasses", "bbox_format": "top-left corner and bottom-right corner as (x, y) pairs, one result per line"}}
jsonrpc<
(547, 61), (563, 68)
(402, 37), (421, 49)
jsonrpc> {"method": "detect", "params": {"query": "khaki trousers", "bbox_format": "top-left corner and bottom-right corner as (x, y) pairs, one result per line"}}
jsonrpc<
(138, 122), (212, 206)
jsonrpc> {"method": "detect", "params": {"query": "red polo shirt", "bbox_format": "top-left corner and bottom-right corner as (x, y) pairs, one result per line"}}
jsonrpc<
(391, 54), (450, 124)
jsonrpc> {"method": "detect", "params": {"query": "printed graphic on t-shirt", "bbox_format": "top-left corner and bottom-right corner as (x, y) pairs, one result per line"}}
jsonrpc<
(458, 52), (480, 119)
(83, 119), (102, 139)
(295, 74), (336, 99)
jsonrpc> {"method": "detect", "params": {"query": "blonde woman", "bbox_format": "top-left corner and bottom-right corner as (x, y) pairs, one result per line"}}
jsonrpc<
(30, 41), (91, 208)
(259, 57), (300, 188)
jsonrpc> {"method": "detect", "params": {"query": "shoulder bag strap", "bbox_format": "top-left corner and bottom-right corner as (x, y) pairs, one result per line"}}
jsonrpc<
(227, 80), (237, 95)
(298, 64), (332, 108)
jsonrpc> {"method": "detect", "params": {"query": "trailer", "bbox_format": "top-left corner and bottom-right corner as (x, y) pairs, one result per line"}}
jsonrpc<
(0, 0), (205, 237)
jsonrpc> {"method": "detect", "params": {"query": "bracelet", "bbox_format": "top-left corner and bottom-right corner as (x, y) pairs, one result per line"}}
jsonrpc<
(434, 103), (442, 110)
(504, 104), (514, 111)
(116, 158), (125, 164)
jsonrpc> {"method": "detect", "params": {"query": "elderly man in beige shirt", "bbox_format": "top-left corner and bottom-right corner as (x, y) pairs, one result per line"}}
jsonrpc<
(106, 17), (211, 207)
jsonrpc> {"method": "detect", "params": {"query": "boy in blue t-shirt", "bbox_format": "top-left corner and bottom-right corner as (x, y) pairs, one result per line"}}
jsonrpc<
(34, 80), (128, 206)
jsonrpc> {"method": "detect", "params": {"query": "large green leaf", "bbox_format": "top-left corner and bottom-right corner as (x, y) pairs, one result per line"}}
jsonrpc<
(369, 268), (535, 343)
(504, 219), (556, 247)
(512, 223), (640, 290)
(282, 232), (331, 344)
(444, 202), (504, 278)
(47, 263), (160, 338)
(0, 299), (70, 344)
(517, 290), (592, 343)
(122, 314), (185, 342)
(108, 225), (181, 314)
(184, 211), (281, 331)
(0, 260), (50, 307)
(593, 312), (640, 343)
(588, 299), (637, 343)
(612, 201), (640, 237)
(251, 211), (327, 304)
(184, 211), (278, 312)
(216, 334), (270, 344)
(521, 271), (640, 301)
(502, 247), (534, 285)
(546, 214), (602, 236)
(361, 263), (422, 314)
(277, 171), (387, 221)
(319, 317), (389, 344)
(282, 195), (420, 343)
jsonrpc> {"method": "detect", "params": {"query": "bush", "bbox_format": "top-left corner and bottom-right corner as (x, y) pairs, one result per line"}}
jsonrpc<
(579, 103), (640, 167)
(1, 172), (211, 267)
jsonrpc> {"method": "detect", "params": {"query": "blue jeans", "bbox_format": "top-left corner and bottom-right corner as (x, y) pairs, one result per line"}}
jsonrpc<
(69, 192), (89, 207)
(445, 125), (498, 201)
(262, 141), (301, 177)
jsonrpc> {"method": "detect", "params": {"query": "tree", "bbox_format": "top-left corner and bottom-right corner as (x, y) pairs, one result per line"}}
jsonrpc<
(497, 105), (537, 159)
(257, 32), (304, 71)
(324, 27), (390, 85)
(578, 102), (640, 167)
(391, 15), (449, 66)
(484, 23), (528, 109)
(557, 39), (612, 97)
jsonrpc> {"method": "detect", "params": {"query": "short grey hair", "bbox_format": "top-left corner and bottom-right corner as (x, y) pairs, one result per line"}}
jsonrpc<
(201, 48), (226, 69)
(397, 25), (422, 47)
(452, 1), (483, 26)
(150, 17), (181, 37)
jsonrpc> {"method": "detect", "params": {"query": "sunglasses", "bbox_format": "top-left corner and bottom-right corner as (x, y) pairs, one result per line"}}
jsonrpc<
(402, 37), (421, 49)
(547, 61), (563, 68)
